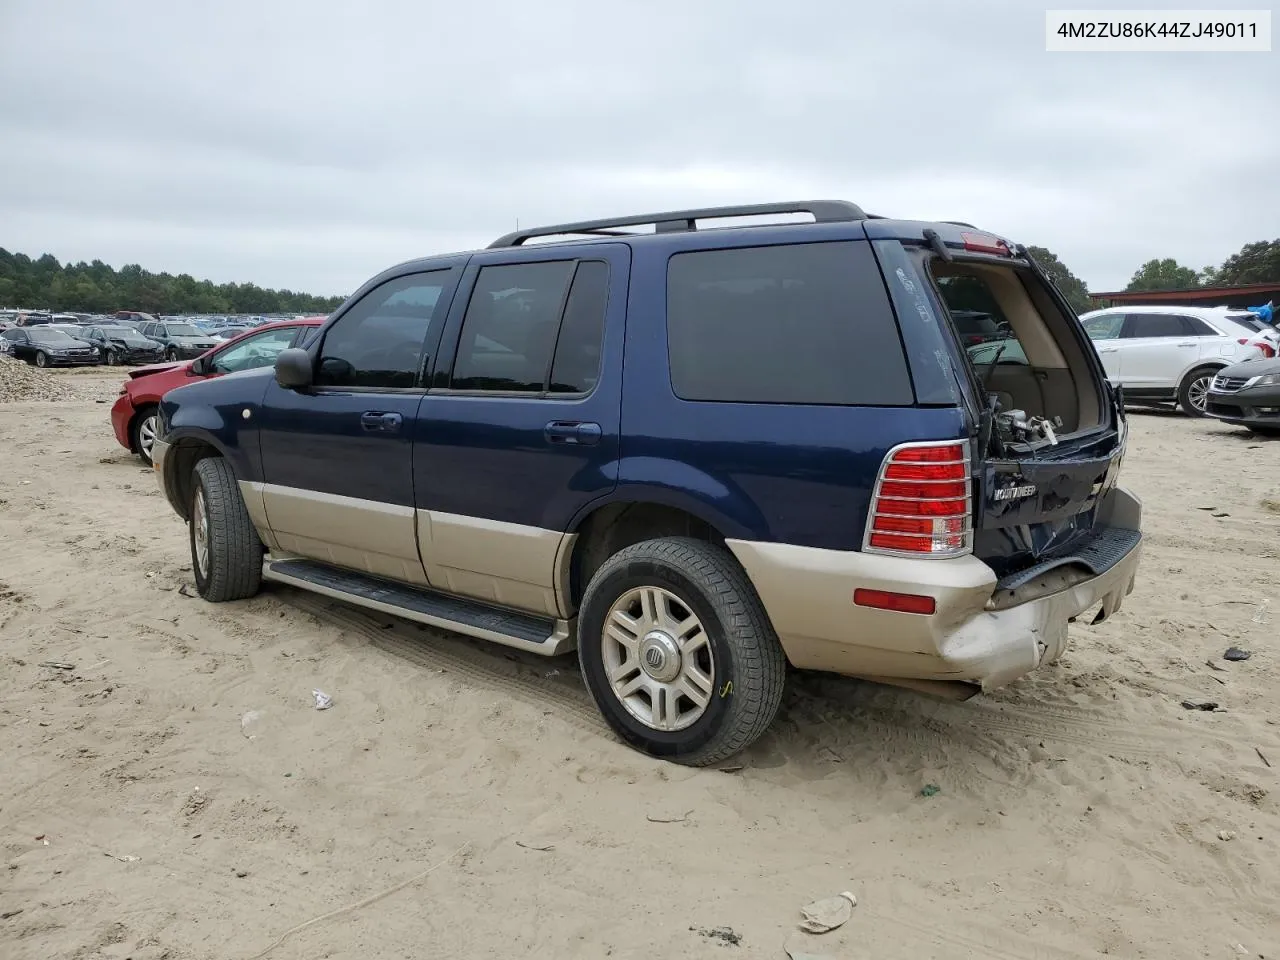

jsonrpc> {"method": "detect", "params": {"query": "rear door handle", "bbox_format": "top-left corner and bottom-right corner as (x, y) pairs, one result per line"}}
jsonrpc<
(1098, 348), (1118, 353)
(544, 420), (602, 445)
(360, 411), (403, 434)
(1177, 342), (1196, 347)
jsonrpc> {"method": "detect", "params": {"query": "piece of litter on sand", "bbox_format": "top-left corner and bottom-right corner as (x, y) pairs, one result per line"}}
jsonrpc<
(515, 840), (555, 852)
(1206, 659), (1228, 672)
(1181, 700), (1219, 711)
(1, 909), (23, 920)
(799, 891), (857, 934)
(178, 583), (194, 598)
(646, 809), (693, 824)
(786, 947), (832, 960)
(1211, 512), (1230, 518)
(920, 783), (941, 797)
(241, 710), (264, 740)
(1217, 830), (1236, 841)
(1256, 747), (1272, 768)
(693, 926), (742, 946)
(1254, 600), (1272, 624)
(38, 662), (76, 670)
(312, 690), (333, 710)
(1224, 647), (1252, 662)
(103, 852), (140, 862)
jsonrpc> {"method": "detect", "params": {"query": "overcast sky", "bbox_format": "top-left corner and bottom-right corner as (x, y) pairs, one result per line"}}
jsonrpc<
(1, 0), (1275, 297)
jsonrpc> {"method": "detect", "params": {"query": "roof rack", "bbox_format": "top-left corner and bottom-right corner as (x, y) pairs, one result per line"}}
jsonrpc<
(488, 200), (869, 248)
(941, 220), (978, 228)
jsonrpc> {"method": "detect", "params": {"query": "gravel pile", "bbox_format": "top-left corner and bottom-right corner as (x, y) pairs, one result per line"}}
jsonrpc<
(0, 355), (80, 402)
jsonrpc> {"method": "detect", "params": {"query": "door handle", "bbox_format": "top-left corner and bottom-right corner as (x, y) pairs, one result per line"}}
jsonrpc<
(360, 411), (403, 434)
(544, 420), (602, 445)
(1176, 342), (1196, 347)
(1098, 348), (1118, 353)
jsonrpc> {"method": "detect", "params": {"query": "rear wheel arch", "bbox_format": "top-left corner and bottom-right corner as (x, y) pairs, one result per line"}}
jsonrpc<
(1178, 363), (1225, 416)
(566, 500), (736, 612)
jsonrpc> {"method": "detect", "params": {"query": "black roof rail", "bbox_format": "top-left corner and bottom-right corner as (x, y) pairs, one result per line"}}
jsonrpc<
(488, 200), (868, 248)
(941, 220), (977, 228)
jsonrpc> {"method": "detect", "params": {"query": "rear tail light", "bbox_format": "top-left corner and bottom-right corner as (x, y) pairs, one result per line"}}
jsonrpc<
(864, 441), (972, 557)
(1253, 341), (1276, 358)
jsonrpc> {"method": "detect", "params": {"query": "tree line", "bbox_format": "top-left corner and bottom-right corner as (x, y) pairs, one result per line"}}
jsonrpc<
(0, 248), (346, 316)
(3, 237), (1277, 321)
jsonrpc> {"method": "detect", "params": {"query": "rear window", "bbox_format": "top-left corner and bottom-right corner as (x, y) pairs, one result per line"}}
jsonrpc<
(665, 241), (913, 406)
(1227, 313), (1268, 332)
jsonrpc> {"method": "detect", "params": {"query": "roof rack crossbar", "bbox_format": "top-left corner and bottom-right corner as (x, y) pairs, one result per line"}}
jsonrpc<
(488, 200), (868, 248)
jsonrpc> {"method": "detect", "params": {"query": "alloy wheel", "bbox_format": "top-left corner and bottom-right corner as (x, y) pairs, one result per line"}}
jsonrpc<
(602, 586), (714, 732)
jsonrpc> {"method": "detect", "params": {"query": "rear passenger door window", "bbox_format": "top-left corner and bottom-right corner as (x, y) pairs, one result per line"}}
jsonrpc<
(449, 259), (609, 395)
(666, 241), (913, 405)
(1121, 314), (1185, 339)
(315, 271), (453, 389)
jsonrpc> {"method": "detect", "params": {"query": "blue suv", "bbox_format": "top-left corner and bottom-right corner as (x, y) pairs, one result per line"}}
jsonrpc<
(151, 201), (1143, 765)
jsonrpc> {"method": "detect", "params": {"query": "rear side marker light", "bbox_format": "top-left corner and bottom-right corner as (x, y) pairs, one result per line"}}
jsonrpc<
(864, 440), (973, 558)
(854, 588), (937, 616)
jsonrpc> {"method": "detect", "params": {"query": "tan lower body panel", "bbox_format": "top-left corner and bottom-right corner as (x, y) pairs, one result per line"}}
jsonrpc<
(258, 483), (428, 586)
(726, 487), (1143, 689)
(420, 510), (574, 619)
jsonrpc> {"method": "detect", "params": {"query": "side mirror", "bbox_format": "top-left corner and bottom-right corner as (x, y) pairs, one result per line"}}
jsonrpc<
(275, 348), (314, 389)
(189, 357), (208, 375)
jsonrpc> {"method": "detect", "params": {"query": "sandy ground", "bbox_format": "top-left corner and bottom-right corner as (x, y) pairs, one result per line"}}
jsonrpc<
(1, 366), (1278, 960)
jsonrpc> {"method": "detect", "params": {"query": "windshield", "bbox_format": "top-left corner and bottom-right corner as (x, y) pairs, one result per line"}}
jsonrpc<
(165, 323), (202, 336)
(29, 329), (80, 344)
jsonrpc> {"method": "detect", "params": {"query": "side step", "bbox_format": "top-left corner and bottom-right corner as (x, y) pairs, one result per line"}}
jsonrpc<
(262, 558), (575, 655)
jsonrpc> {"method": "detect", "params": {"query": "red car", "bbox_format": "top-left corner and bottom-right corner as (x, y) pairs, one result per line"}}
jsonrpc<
(111, 318), (325, 465)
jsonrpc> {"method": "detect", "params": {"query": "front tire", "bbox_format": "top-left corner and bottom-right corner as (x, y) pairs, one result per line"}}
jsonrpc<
(577, 537), (786, 766)
(1178, 366), (1217, 417)
(190, 457), (262, 602)
(104, 350), (117, 366)
(35, 351), (48, 368)
(131, 407), (159, 466)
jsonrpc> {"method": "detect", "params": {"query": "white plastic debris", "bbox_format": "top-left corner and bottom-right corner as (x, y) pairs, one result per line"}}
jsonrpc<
(312, 690), (333, 710)
(1253, 599), (1270, 624)
(241, 710), (263, 739)
(799, 891), (857, 934)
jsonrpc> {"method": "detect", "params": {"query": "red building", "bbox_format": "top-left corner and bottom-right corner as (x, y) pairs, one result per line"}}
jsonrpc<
(1088, 281), (1280, 310)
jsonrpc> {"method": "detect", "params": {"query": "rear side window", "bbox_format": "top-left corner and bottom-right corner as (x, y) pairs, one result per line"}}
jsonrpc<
(1182, 316), (1218, 337)
(665, 241), (912, 406)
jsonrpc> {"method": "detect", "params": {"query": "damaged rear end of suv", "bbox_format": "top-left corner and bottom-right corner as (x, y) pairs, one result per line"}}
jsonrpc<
(851, 221), (1141, 695)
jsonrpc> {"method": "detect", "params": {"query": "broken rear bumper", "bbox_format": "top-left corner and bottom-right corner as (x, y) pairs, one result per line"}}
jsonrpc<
(727, 486), (1143, 691)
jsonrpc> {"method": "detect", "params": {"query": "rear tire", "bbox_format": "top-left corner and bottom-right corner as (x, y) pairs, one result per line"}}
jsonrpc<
(190, 457), (262, 602)
(1177, 366), (1217, 417)
(577, 537), (786, 767)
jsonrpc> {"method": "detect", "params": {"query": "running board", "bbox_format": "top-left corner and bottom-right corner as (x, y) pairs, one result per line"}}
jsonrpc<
(262, 558), (575, 655)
